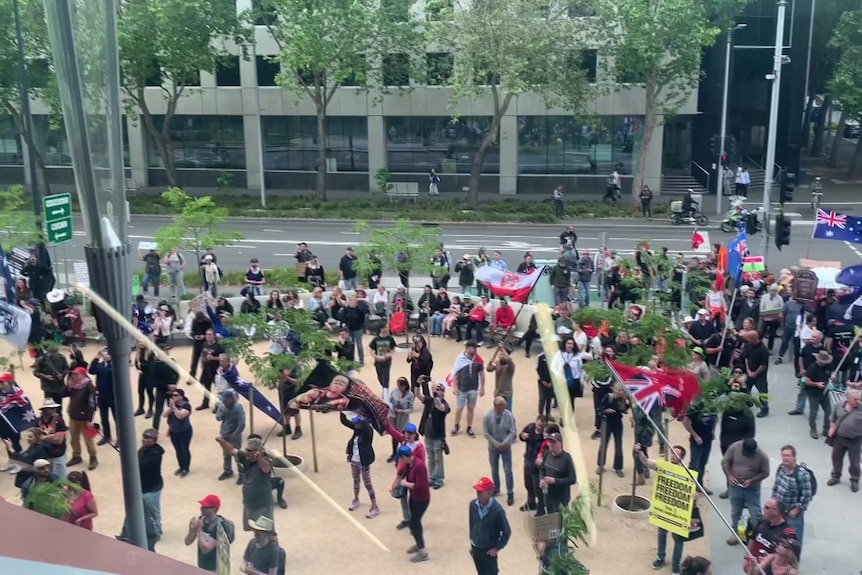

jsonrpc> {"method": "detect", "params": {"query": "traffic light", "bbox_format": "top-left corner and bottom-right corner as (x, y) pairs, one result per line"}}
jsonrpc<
(721, 154), (729, 168)
(709, 135), (720, 156)
(775, 214), (791, 250)
(780, 171), (796, 204)
(726, 135), (737, 155)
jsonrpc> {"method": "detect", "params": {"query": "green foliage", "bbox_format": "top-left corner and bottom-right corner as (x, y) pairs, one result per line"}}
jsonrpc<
(542, 500), (591, 575)
(24, 479), (81, 519)
(808, 0), (859, 97)
(118, 0), (250, 187)
(374, 168), (394, 195)
(216, 170), (233, 194)
(828, 9), (862, 121)
(0, 185), (40, 244)
(260, 0), (424, 200)
(152, 187), (244, 269)
(427, 0), (592, 206)
(222, 309), (352, 390)
(352, 219), (441, 280)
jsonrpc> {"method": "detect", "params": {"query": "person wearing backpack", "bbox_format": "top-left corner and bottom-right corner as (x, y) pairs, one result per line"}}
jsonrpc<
(771, 445), (814, 556)
(185, 493), (236, 572)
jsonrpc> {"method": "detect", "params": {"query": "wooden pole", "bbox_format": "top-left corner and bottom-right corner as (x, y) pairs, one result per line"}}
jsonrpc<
(310, 410), (319, 473)
(248, 380), (255, 434)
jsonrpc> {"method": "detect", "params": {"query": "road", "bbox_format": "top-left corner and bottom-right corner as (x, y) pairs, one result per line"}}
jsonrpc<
(46, 215), (854, 285)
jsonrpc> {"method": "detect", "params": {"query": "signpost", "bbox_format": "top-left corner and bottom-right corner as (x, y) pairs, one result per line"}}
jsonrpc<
(42, 193), (73, 246)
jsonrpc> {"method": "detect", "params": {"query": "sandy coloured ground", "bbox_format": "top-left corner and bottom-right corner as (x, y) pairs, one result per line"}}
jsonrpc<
(0, 336), (709, 574)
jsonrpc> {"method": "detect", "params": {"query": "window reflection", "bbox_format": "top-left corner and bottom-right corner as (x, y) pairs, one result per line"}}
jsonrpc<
(385, 117), (499, 174)
(262, 117), (368, 172)
(517, 115), (642, 175)
(147, 115), (246, 169)
(0, 116), (22, 166)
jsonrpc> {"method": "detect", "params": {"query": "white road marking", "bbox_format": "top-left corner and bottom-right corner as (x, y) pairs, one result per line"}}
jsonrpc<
(261, 229), (284, 233)
(844, 241), (862, 260)
(340, 232), (360, 235)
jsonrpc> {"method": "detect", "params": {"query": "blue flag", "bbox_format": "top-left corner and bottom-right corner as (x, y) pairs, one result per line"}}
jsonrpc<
(0, 243), (15, 302)
(206, 305), (230, 338)
(0, 384), (37, 434)
(812, 209), (862, 243)
(726, 230), (747, 282)
(217, 363), (281, 424)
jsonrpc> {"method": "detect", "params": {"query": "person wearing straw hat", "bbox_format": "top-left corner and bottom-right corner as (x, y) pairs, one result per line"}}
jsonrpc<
(241, 516), (280, 575)
(36, 397), (68, 480)
(802, 349), (834, 439)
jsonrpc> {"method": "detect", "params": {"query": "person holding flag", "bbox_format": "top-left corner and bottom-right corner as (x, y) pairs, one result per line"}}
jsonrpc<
(0, 372), (37, 472)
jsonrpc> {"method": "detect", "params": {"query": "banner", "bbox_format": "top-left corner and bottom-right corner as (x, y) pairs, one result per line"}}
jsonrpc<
(648, 459), (698, 538)
(474, 265), (545, 303)
(216, 520), (230, 575)
(0, 300), (32, 350)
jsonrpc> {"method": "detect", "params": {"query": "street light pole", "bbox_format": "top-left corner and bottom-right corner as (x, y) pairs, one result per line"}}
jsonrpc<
(716, 24), (746, 216)
(13, 0), (42, 227)
(251, 39), (267, 209)
(761, 0), (789, 260)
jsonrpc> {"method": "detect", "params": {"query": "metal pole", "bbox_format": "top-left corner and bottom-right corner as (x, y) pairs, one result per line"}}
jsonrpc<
(104, 0), (127, 242)
(801, 0), (816, 133)
(13, 0), (42, 227)
(716, 30), (732, 215)
(761, 0), (788, 260)
(251, 40), (267, 208)
(309, 410), (319, 473)
(43, 0), (147, 549)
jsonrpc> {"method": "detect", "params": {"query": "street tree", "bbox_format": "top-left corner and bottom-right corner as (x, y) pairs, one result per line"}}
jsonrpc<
(427, 0), (593, 207)
(0, 185), (40, 245)
(827, 8), (862, 177)
(118, 0), (249, 188)
(152, 187), (243, 289)
(351, 219), (441, 288)
(259, 0), (424, 201)
(593, 0), (748, 200)
(0, 0), (57, 197)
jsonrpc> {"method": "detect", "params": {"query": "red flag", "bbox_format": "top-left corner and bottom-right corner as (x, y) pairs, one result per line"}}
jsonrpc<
(607, 360), (700, 415)
(691, 229), (704, 250)
(474, 266), (544, 303)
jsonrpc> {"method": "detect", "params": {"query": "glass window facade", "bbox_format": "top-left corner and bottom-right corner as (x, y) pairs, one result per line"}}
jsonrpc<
(0, 116), (22, 166)
(256, 56), (280, 87)
(216, 56), (241, 87)
(147, 115), (246, 169)
(383, 54), (410, 86)
(385, 116), (499, 174)
(262, 116), (368, 172)
(517, 115), (643, 175)
(426, 53), (453, 85)
(32, 115), (73, 166)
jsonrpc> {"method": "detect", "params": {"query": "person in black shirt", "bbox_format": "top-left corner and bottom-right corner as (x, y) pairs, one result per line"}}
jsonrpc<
(518, 414), (552, 512)
(341, 295), (369, 364)
(334, 329), (356, 363)
(416, 377), (450, 489)
(826, 319), (854, 387)
(539, 432), (578, 514)
(369, 326), (396, 401)
(188, 311), (212, 379)
(597, 385), (629, 476)
(196, 330), (224, 411)
(803, 350), (833, 439)
(688, 310), (717, 347)
(789, 331), (825, 416)
(242, 516), (280, 574)
(744, 331), (770, 418)
(683, 402), (717, 495)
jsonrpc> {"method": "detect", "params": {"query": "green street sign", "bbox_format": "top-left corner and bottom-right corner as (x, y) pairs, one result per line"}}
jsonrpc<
(42, 193), (73, 246)
(132, 274), (140, 296)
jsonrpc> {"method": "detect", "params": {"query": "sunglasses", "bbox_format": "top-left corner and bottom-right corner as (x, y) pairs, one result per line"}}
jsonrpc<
(142, 435), (155, 440)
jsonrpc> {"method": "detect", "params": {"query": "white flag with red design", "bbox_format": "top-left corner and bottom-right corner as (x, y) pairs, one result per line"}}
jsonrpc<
(474, 265), (545, 303)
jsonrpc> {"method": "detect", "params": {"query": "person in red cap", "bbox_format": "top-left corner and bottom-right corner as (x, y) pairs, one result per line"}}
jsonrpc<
(185, 494), (236, 572)
(469, 476), (511, 575)
(64, 366), (98, 470)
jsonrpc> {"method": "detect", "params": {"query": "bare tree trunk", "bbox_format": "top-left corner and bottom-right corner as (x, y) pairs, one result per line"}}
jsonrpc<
(848, 136), (862, 180)
(632, 82), (659, 201)
(316, 108), (327, 201)
(468, 93), (511, 208)
(9, 107), (52, 197)
(827, 111), (848, 168)
(137, 90), (180, 188)
(34, 153), (51, 198)
(811, 95), (830, 156)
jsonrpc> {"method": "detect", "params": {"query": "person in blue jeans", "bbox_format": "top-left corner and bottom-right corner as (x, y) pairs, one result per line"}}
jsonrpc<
(683, 404), (716, 494)
(637, 444), (689, 573)
(483, 397), (517, 506)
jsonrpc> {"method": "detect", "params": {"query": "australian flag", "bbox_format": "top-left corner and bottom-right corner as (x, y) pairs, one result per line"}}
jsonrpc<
(812, 209), (862, 243)
(0, 384), (37, 434)
(607, 360), (700, 416)
(217, 363), (281, 424)
(726, 230), (747, 283)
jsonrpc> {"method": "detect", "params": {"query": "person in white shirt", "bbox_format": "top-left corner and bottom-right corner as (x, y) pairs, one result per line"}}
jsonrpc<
(759, 284), (784, 351)
(372, 286), (389, 316)
(552, 338), (584, 412)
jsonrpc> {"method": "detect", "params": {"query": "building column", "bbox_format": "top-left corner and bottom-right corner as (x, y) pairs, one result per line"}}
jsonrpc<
(367, 115), (385, 192)
(499, 115), (518, 195)
(643, 115), (664, 194)
(127, 117), (148, 187)
(243, 115), (262, 190)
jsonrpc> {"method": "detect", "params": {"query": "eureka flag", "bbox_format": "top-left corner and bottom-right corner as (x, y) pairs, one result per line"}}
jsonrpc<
(474, 265), (545, 303)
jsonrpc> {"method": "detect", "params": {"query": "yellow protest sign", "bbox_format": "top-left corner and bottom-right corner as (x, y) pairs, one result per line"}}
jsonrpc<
(648, 459), (697, 538)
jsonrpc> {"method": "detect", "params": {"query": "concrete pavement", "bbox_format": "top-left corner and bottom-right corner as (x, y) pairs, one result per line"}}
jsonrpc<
(707, 360), (861, 575)
(42, 216), (845, 288)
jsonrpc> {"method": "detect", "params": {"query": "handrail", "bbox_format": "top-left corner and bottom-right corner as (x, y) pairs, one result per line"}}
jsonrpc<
(690, 161), (710, 194)
(744, 155), (764, 171)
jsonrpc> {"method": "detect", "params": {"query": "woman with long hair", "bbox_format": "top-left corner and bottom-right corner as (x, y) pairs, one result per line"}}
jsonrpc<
(340, 413), (379, 519)
(597, 383), (630, 477)
(388, 378), (414, 462)
(407, 336), (433, 389)
(66, 470), (98, 529)
(266, 290), (285, 317)
(753, 540), (799, 575)
(165, 388), (193, 476)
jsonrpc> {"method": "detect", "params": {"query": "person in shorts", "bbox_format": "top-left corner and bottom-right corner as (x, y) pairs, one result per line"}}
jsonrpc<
(451, 341), (485, 438)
